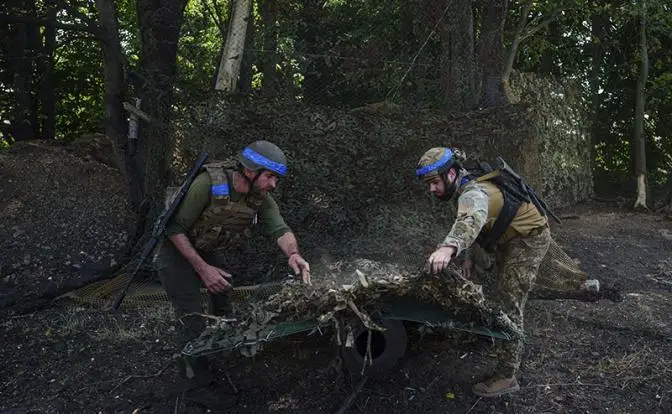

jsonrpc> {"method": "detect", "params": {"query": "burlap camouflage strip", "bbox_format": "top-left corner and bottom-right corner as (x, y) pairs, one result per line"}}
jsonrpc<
(182, 258), (524, 357)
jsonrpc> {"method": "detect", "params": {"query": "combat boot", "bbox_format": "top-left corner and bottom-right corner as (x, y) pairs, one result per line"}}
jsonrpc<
(472, 376), (520, 397)
(175, 357), (235, 411)
(177, 355), (213, 391)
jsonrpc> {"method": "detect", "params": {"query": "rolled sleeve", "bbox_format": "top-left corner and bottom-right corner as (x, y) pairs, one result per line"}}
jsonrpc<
(258, 195), (292, 240)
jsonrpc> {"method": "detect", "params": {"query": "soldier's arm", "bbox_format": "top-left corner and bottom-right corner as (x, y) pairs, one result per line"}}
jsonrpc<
(438, 183), (489, 257)
(164, 173), (211, 269)
(164, 172), (212, 236)
(258, 195), (293, 241)
(259, 196), (311, 283)
(164, 173), (232, 291)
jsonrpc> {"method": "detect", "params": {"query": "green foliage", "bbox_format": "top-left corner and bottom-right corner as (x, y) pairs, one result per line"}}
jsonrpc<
(0, 133), (12, 149)
(2, 0), (672, 198)
(53, 29), (105, 140)
(175, 1), (225, 102)
(515, 0), (672, 193)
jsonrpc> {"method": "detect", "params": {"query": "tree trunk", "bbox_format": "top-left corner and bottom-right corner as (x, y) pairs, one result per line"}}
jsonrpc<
(238, 0), (255, 95)
(300, 0), (326, 104)
(95, 0), (145, 209)
(210, 0), (234, 89)
(478, 0), (509, 108)
(539, 20), (561, 74)
(258, 0), (278, 97)
(633, 0), (648, 210)
(7, 0), (35, 141)
(501, 2), (529, 103)
(136, 0), (189, 212)
(440, 0), (476, 111)
(589, 11), (608, 172)
(215, 0), (251, 92)
(39, 2), (56, 140)
(25, 0), (40, 139)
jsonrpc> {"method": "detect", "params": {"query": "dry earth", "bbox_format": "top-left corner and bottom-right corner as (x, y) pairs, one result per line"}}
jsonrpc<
(1, 143), (671, 414)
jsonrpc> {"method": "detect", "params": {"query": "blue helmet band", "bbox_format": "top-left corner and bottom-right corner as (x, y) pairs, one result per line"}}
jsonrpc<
(416, 148), (454, 177)
(242, 147), (288, 176)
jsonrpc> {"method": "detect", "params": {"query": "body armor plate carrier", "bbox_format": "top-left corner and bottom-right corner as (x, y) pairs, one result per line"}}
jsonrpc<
(188, 161), (266, 253)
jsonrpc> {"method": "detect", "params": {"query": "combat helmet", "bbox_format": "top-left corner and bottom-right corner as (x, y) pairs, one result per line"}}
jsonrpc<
(238, 140), (288, 177)
(415, 147), (466, 199)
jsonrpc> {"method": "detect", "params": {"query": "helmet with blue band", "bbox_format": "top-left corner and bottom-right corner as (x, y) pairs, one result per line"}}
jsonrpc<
(416, 147), (455, 180)
(238, 140), (288, 177)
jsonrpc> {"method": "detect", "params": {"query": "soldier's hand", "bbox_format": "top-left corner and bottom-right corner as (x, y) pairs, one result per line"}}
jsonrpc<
(197, 264), (232, 293)
(428, 246), (456, 274)
(289, 253), (311, 285)
(462, 258), (474, 279)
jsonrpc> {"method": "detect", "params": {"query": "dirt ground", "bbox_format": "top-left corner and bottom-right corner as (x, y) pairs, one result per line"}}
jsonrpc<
(1, 201), (671, 414)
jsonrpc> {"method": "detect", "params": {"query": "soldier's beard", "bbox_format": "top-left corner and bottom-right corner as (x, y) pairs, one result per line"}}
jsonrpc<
(250, 185), (267, 196)
(438, 172), (459, 201)
(251, 181), (274, 197)
(436, 191), (453, 201)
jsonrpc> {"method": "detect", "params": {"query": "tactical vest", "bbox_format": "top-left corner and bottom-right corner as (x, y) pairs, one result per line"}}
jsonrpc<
(461, 159), (548, 251)
(188, 161), (266, 253)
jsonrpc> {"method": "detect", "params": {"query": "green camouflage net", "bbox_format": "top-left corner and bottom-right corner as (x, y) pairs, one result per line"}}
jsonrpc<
(54, 231), (617, 359)
(182, 258), (524, 357)
(181, 236), (604, 358)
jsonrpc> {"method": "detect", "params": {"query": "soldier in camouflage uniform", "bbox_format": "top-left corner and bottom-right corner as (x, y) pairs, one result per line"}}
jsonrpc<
(157, 140), (311, 397)
(415, 147), (551, 397)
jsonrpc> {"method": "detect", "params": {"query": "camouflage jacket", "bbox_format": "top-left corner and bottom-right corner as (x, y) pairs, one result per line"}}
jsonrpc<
(438, 172), (547, 257)
(438, 180), (489, 257)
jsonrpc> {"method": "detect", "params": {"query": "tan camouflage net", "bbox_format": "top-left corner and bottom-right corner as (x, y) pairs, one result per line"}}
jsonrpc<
(182, 261), (524, 358)
(55, 236), (599, 357)
(54, 272), (277, 311)
(177, 241), (594, 357)
(248, 258), (522, 335)
(56, 235), (589, 311)
(537, 237), (589, 290)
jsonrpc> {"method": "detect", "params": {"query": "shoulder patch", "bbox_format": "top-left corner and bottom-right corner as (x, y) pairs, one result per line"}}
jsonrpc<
(203, 162), (231, 203)
(211, 183), (230, 197)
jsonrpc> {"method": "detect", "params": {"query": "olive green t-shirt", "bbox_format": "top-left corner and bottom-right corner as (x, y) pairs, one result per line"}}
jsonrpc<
(165, 171), (291, 240)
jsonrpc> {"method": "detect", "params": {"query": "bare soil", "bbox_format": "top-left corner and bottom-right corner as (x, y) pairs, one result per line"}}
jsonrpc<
(1, 144), (671, 413)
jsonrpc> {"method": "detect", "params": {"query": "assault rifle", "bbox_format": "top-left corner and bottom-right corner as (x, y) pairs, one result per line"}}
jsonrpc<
(111, 152), (209, 311)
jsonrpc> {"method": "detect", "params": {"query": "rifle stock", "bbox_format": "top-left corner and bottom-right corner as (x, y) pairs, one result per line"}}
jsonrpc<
(111, 152), (209, 311)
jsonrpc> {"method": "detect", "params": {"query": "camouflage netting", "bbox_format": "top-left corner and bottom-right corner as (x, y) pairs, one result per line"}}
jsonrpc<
(166, 74), (593, 355)
(508, 71), (593, 208)
(239, 260), (518, 334)
(54, 74), (595, 352)
(183, 263), (523, 358)
(169, 72), (591, 274)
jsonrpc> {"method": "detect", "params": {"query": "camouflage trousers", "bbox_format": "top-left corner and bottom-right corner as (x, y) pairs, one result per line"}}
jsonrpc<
(491, 225), (551, 378)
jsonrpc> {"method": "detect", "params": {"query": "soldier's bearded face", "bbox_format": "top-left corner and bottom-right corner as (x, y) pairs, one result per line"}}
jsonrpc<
(254, 170), (279, 192)
(427, 168), (457, 199)
(428, 176), (445, 197)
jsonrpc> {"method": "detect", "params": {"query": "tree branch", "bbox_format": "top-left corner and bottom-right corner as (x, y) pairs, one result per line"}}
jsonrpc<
(502, 2), (577, 83)
(519, 12), (560, 42)
(200, 0), (227, 39)
(0, 14), (105, 38)
(503, 3), (531, 82)
(53, 0), (99, 27)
